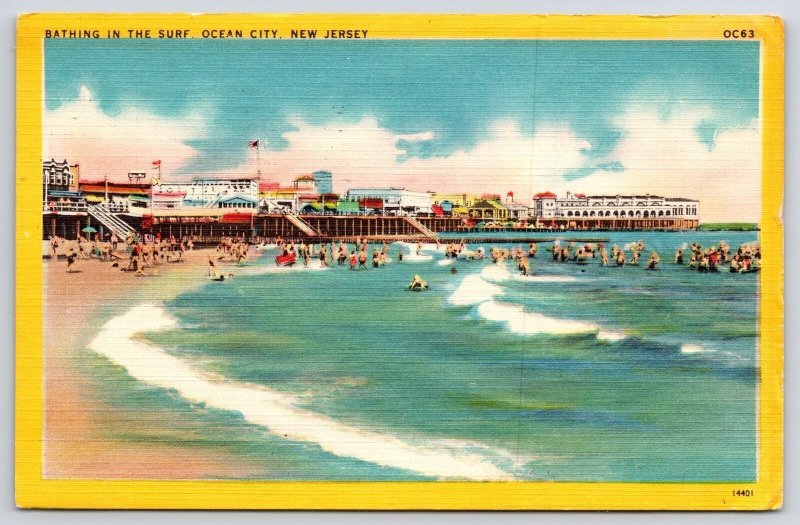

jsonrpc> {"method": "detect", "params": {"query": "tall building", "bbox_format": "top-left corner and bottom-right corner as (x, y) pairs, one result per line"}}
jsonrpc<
(42, 159), (88, 239)
(313, 170), (333, 194)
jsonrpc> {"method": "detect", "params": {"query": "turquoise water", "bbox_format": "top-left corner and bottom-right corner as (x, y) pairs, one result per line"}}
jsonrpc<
(136, 231), (758, 481)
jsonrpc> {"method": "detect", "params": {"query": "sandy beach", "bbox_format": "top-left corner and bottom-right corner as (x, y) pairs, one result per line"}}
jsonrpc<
(43, 244), (262, 479)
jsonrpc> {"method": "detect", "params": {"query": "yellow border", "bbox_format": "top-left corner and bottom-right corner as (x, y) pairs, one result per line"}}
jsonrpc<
(15, 14), (784, 510)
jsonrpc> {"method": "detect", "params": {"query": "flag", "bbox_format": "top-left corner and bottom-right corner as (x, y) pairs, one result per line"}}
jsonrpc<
(152, 160), (161, 167)
(248, 140), (259, 148)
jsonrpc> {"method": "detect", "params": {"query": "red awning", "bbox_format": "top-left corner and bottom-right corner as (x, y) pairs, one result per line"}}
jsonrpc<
(220, 213), (253, 224)
(80, 183), (150, 195)
(432, 204), (444, 217)
(360, 198), (384, 208)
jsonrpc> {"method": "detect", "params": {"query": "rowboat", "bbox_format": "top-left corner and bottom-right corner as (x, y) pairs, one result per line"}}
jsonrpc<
(275, 253), (297, 267)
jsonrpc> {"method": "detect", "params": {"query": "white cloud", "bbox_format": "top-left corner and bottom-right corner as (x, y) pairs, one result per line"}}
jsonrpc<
(46, 89), (761, 222)
(562, 108), (761, 223)
(218, 117), (591, 200)
(44, 86), (206, 182)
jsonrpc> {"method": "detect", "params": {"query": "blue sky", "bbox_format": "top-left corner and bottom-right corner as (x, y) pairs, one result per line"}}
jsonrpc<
(43, 39), (762, 221)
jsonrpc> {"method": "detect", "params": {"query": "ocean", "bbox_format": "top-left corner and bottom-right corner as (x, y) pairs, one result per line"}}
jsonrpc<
(82, 231), (759, 481)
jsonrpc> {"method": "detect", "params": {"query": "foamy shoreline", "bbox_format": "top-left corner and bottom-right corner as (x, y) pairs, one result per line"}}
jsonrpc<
(43, 247), (267, 479)
(89, 304), (516, 481)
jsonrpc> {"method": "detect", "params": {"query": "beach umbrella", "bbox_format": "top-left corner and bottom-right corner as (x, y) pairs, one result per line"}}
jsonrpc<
(82, 226), (97, 233)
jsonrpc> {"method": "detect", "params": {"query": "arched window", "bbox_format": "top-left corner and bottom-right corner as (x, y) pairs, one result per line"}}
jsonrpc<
(666, 210), (671, 216)
(635, 211), (642, 217)
(643, 211), (649, 218)
(658, 210), (664, 217)
(582, 211), (588, 217)
(567, 211), (573, 217)
(628, 210), (634, 217)
(613, 211), (619, 217)
(589, 211), (596, 217)
(605, 211), (611, 217)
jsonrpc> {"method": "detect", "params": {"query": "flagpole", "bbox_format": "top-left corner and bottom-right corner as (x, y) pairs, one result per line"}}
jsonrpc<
(255, 141), (262, 182)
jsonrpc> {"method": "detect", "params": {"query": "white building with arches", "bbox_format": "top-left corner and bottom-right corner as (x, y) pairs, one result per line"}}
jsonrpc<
(532, 191), (699, 230)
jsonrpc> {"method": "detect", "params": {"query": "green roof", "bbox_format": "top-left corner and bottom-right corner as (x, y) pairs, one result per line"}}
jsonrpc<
(337, 201), (360, 212)
(471, 200), (507, 210)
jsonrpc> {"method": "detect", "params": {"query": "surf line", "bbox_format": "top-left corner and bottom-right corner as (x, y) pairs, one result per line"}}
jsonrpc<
(87, 304), (516, 481)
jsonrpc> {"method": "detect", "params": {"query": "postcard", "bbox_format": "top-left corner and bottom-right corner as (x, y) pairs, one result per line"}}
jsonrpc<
(15, 14), (783, 510)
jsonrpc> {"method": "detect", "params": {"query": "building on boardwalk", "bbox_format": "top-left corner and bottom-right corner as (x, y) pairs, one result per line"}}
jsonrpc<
(153, 178), (259, 211)
(504, 192), (529, 222)
(432, 193), (479, 217)
(531, 191), (700, 229)
(345, 188), (433, 215)
(432, 193), (479, 208)
(42, 159), (88, 239)
(79, 178), (151, 214)
(292, 175), (318, 192)
(468, 199), (509, 221)
(312, 170), (333, 194)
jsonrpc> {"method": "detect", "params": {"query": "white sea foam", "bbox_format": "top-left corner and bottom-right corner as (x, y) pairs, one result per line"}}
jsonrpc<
(243, 259), (330, 274)
(88, 304), (515, 481)
(447, 274), (505, 306)
(680, 343), (709, 354)
(437, 259), (455, 266)
(596, 330), (627, 342)
(419, 243), (447, 253)
(476, 301), (598, 336)
(509, 274), (577, 283)
(401, 253), (434, 263)
(479, 264), (512, 282)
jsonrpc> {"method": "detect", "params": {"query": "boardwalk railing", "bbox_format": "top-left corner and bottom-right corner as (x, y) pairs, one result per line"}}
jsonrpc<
(88, 203), (137, 238)
(403, 216), (437, 238)
(284, 213), (320, 237)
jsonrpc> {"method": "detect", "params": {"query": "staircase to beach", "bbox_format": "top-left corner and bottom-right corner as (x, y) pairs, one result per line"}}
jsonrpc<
(87, 203), (137, 238)
(403, 216), (438, 238)
(284, 213), (320, 237)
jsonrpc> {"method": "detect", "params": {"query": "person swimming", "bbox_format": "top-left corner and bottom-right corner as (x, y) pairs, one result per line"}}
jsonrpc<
(646, 251), (660, 270)
(408, 274), (428, 290)
(519, 256), (531, 276)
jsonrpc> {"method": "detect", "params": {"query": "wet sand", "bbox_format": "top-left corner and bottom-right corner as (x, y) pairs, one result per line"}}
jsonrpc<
(43, 245), (262, 479)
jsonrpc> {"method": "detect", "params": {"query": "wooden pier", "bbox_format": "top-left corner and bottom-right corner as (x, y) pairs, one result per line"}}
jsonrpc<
(75, 212), (696, 244)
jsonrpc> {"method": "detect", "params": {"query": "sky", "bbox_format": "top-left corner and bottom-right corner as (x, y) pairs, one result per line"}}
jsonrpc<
(44, 39), (761, 222)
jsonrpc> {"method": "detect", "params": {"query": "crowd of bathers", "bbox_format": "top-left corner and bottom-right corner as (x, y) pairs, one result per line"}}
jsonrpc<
(48, 232), (196, 275)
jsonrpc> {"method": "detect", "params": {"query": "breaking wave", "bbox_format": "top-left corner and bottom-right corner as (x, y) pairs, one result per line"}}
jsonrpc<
(87, 304), (516, 481)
